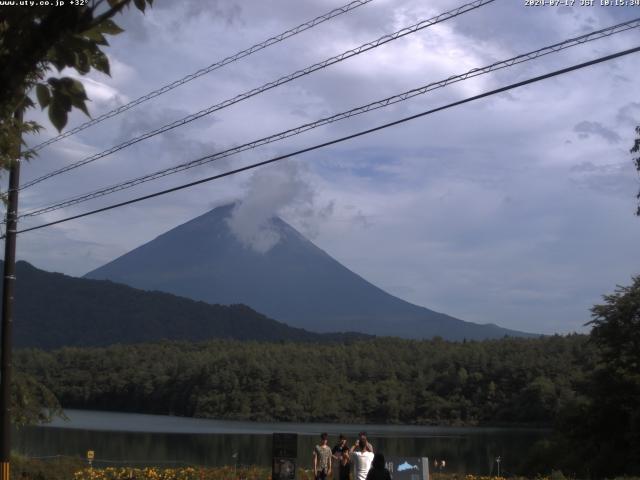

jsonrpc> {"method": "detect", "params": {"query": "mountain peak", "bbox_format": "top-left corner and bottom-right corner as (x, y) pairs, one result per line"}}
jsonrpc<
(85, 206), (536, 340)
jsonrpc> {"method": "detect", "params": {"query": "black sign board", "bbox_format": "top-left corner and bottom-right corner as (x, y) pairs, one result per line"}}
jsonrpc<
(385, 456), (429, 480)
(272, 433), (298, 480)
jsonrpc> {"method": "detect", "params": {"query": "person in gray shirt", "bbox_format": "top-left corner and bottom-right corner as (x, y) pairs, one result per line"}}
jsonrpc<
(314, 432), (333, 480)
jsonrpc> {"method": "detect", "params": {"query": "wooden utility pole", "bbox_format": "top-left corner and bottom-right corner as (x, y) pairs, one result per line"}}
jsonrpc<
(0, 107), (22, 480)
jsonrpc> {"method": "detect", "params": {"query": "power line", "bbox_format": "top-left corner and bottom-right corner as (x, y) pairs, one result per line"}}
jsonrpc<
(25, 0), (375, 154)
(19, 0), (495, 191)
(10, 45), (640, 238)
(17, 17), (640, 220)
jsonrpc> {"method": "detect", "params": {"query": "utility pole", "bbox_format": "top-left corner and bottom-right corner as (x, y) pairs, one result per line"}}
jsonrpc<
(0, 107), (23, 480)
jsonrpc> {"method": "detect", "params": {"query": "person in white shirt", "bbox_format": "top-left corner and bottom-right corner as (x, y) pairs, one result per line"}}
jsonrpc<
(350, 433), (374, 480)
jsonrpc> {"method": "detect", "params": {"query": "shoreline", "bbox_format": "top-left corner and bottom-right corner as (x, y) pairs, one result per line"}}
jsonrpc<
(37, 409), (552, 435)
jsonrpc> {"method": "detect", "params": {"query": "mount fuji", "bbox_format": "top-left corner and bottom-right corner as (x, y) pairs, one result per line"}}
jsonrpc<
(85, 204), (534, 340)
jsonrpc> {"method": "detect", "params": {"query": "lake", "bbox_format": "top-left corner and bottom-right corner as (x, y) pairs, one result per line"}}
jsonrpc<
(13, 409), (549, 475)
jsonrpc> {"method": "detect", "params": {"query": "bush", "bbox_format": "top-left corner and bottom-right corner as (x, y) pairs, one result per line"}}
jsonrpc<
(11, 455), (84, 480)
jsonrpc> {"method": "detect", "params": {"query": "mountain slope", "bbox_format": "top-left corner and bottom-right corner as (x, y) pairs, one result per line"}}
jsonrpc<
(2, 261), (367, 349)
(85, 204), (535, 340)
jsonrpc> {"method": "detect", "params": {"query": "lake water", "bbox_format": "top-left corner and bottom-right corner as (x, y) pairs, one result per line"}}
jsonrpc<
(13, 409), (549, 475)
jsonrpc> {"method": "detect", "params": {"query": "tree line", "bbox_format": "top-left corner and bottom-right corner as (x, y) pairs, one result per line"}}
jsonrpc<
(15, 334), (594, 427)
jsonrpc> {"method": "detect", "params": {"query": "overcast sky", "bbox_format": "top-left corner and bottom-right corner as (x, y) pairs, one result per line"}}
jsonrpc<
(14, 0), (640, 334)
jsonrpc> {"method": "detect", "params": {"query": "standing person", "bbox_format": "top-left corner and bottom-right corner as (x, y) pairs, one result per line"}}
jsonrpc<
(350, 435), (374, 480)
(339, 446), (352, 480)
(333, 434), (348, 459)
(332, 435), (348, 480)
(352, 432), (373, 453)
(313, 432), (333, 480)
(366, 453), (391, 480)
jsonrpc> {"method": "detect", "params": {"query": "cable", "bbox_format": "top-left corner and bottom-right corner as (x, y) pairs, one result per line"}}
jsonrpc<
(19, 0), (495, 191)
(9, 45), (639, 238)
(21, 0), (492, 189)
(25, 0), (375, 154)
(17, 17), (640, 220)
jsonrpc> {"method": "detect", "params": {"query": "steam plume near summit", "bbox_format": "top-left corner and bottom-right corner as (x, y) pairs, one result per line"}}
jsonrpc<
(226, 161), (332, 253)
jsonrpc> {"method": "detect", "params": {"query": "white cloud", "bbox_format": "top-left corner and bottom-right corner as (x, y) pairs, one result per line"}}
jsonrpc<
(226, 161), (334, 252)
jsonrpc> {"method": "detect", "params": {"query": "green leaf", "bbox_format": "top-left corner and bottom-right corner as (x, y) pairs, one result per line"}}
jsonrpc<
(70, 97), (91, 118)
(54, 91), (72, 112)
(57, 77), (75, 95)
(82, 28), (109, 46)
(47, 52), (66, 72)
(21, 96), (35, 109)
(91, 51), (110, 76)
(35, 84), (50, 110)
(75, 50), (91, 74)
(133, 0), (146, 11)
(67, 78), (88, 100)
(98, 19), (124, 36)
(48, 99), (68, 132)
(22, 121), (42, 136)
(54, 44), (78, 71)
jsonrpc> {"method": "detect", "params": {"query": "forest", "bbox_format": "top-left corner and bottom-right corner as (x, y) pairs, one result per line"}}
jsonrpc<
(15, 334), (593, 426)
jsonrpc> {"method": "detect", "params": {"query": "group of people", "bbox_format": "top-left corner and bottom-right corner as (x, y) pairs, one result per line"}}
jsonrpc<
(313, 432), (390, 480)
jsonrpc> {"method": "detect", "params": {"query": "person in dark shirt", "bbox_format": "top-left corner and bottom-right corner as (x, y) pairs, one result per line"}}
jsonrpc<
(365, 453), (391, 480)
(332, 434), (348, 480)
(333, 434), (348, 457)
(339, 446), (352, 480)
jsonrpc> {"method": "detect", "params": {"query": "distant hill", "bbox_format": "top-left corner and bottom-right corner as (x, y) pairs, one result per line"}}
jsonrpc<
(86, 204), (536, 340)
(1, 261), (368, 349)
